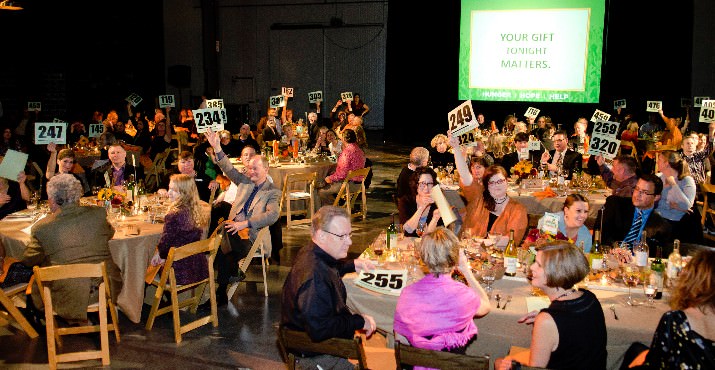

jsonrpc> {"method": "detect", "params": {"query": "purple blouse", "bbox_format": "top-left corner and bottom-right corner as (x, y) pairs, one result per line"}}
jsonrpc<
(157, 206), (207, 285)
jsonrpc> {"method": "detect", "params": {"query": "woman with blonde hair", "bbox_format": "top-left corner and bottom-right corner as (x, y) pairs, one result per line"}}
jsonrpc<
(150, 174), (209, 285)
(394, 227), (490, 354)
(429, 133), (452, 168)
(620, 121), (639, 153)
(655, 150), (699, 243)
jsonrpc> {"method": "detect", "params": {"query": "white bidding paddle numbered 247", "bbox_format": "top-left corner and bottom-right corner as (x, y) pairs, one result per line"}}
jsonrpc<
(355, 269), (408, 296)
(588, 120), (621, 160)
(35, 122), (67, 145)
(192, 107), (226, 133)
(448, 100), (477, 137)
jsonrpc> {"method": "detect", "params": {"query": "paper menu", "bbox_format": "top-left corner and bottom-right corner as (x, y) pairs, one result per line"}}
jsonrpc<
(0, 150), (29, 182)
(429, 185), (457, 226)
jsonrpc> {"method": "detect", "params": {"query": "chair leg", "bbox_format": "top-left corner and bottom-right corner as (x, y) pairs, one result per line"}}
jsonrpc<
(108, 300), (121, 343)
(145, 285), (164, 330)
(0, 290), (38, 338)
(44, 294), (57, 370)
(287, 197), (292, 228)
(262, 255), (268, 297)
(98, 291), (110, 366)
(361, 187), (367, 220)
(170, 287), (181, 344)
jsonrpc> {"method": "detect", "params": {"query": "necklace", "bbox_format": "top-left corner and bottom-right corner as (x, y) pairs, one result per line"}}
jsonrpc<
(554, 289), (577, 301)
(495, 196), (508, 205)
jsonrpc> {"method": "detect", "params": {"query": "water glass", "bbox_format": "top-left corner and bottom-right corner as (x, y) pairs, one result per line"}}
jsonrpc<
(643, 283), (657, 307)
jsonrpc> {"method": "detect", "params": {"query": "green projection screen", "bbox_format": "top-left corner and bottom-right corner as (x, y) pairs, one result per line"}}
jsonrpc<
(458, 0), (606, 103)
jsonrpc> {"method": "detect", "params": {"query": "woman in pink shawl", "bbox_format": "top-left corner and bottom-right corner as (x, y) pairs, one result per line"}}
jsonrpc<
(394, 227), (491, 360)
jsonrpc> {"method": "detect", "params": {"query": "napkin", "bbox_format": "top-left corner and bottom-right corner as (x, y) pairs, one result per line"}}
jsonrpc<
(532, 186), (557, 199)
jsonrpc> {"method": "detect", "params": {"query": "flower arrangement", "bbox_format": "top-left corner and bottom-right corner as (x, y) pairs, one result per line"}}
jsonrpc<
(511, 160), (537, 180)
(97, 188), (124, 204)
(521, 228), (572, 250)
(609, 245), (633, 265)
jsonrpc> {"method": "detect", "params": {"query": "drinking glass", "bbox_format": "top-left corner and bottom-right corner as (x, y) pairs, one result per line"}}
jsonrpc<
(621, 265), (640, 306)
(643, 283), (657, 307)
(480, 266), (496, 298)
(396, 223), (404, 241)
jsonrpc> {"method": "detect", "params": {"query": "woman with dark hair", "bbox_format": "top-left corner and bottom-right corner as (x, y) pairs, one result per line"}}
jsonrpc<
(655, 150), (698, 243)
(398, 166), (444, 237)
(496, 241), (607, 370)
(536, 193), (592, 251)
(350, 93), (370, 118)
(0, 126), (25, 155)
(318, 129), (366, 207)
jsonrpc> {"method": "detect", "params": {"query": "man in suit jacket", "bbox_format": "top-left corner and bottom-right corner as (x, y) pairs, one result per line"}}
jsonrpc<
(22, 174), (121, 323)
(206, 129), (280, 305)
(500, 132), (541, 175)
(540, 130), (582, 179)
(599, 173), (673, 256)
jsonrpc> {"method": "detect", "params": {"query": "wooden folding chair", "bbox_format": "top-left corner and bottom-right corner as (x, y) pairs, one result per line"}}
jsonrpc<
(699, 183), (715, 242)
(0, 281), (39, 338)
(33, 262), (120, 370)
(277, 325), (368, 370)
(144, 148), (172, 191)
(145, 230), (223, 343)
(394, 340), (490, 370)
(333, 167), (371, 220)
(236, 226), (271, 297)
(279, 171), (317, 228)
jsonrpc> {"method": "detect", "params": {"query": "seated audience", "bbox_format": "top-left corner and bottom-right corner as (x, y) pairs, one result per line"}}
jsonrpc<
(429, 133), (453, 168)
(318, 129), (366, 207)
(540, 130), (582, 179)
(593, 154), (639, 197)
(326, 129), (343, 158)
(160, 151), (218, 203)
(624, 248), (715, 369)
(495, 241), (607, 370)
(536, 194), (592, 252)
(149, 174), (209, 285)
(92, 143), (143, 190)
(21, 174), (122, 324)
(235, 123), (260, 156)
(280, 206), (376, 369)
(397, 146), (429, 199)
(45, 143), (90, 196)
(394, 227), (490, 353)
(600, 173), (673, 256)
(218, 129), (242, 158)
(500, 132), (540, 176)
(654, 150), (700, 244)
(398, 167), (443, 237)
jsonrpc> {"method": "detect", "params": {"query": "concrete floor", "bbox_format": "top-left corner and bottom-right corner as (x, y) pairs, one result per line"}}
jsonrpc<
(0, 132), (410, 369)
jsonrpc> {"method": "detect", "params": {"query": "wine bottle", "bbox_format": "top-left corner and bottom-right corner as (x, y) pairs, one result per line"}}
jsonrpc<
(504, 229), (517, 277)
(666, 239), (682, 288)
(386, 214), (398, 250)
(589, 230), (603, 272)
(634, 230), (649, 268)
(650, 246), (664, 299)
(126, 174), (136, 204)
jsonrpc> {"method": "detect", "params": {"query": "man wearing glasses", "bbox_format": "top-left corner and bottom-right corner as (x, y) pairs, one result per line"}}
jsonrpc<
(599, 173), (673, 256)
(281, 206), (376, 369)
(540, 130), (582, 179)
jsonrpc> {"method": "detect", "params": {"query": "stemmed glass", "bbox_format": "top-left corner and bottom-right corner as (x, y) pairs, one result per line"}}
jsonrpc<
(28, 190), (40, 215)
(643, 282), (657, 307)
(622, 265), (640, 306)
(480, 266), (496, 298)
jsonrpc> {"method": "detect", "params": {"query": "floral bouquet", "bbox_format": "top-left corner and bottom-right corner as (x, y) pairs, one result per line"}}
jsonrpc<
(511, 160), (537, 180)
(97, 188), (124, 205)
(521, 228), (572, 250)
(609, 245), (633, 265)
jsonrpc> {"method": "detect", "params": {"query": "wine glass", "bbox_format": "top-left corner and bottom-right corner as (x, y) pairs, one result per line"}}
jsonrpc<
(416, 221), (426, 238)
(445, 163), (454, 178)
(643, 282), (657, 308)
(480, 266), (496, 298)
(621, 265), (640, 306)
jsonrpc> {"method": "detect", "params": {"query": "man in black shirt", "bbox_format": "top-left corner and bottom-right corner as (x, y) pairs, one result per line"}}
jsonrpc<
(280, 206), (376, 368)
(397, 146), (429, 199)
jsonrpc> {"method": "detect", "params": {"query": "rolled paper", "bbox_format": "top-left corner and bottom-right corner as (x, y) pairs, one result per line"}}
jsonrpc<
(429, 185), (457, 227)
(132, 154), (136, 167)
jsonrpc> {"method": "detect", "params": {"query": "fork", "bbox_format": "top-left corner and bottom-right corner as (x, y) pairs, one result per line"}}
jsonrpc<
(610, 304), (619, 320)
(495, 293), (502, 309)
(502, 295), (512, 310)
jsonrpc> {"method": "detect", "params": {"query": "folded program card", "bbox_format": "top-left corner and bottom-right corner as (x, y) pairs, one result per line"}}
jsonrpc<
(525, 296), (550, 312)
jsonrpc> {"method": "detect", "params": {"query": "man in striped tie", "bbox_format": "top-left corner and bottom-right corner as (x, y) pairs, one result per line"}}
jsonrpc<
(600, 173), (674, 256)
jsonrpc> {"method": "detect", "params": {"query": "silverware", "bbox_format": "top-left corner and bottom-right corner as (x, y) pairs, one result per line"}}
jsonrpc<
(502, 295), (512, 310)
(610, 304), (619, 320)
(495, 293), (502, 309)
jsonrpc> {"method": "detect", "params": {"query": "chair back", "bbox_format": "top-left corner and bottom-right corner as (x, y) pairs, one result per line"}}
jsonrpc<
(394, 340), (490, 370)
(701, 183), (715, 242)
(277, 326), (368, 370)
(0, 282), (39, 338)
(280, 171), (317, 227)
(334, 166), (371, 220)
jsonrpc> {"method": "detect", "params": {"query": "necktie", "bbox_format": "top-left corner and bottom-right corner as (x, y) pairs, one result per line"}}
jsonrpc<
(623, 210), (643, 246)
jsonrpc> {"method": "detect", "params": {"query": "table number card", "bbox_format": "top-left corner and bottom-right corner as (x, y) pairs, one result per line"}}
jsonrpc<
(355, 269), (408, 296)
(340, 92), (354, 102)
(528, 138), (541, 151)
(646, 100), (662, 112)
(588, 120), (621, 160)
(282, 87), (294, 97)
(88, 123), (103, 138)
(540, 212), (559, 235)
(205, 98), (224, 109)
(448, 100), (477, 137)
(613, 99), (627, 110)
(192, 107), (226, 133)
(269, 95), (286, 108)
(308, 91), (323, 103)
(158, 95), (175, 108)
(34, 122), (67, 145)
(27, 102), (41, 112)
(125, 93), (143, 107)
(590, 109), (611, 123)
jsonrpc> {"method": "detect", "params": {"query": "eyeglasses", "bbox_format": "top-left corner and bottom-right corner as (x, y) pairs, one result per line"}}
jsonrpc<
(323, 229), (352, 240)
(488, 178), (507, 186)
(553, 138), (566, 143)
(418, 182), (434, 188)
(633, 188), (655, 196)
